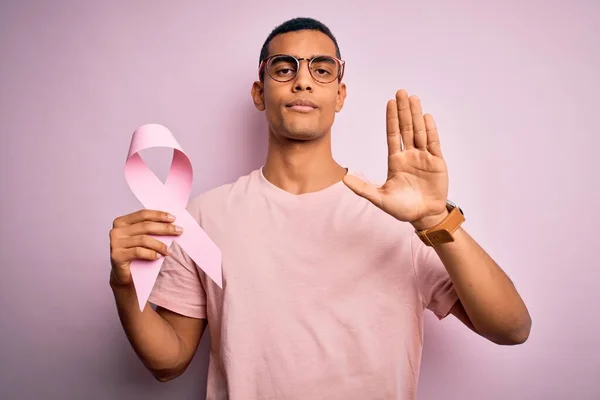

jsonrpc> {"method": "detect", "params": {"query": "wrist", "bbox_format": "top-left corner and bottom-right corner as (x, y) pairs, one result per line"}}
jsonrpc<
(411, 209), (449, 231)
(109, 269), (134, 291)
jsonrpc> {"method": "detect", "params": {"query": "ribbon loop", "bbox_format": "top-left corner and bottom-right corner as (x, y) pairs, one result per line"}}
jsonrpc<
(124, 124), (222, 311)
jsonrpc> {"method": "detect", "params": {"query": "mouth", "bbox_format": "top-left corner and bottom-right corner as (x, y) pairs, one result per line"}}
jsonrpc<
(286, 99), (318, 113)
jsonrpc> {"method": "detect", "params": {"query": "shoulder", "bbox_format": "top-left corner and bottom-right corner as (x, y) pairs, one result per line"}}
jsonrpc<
(186, 168), (260, 218)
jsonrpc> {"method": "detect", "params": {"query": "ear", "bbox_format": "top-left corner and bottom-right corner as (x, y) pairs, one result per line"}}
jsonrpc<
(251, 81), (265, 111)
(335, 82), (347, 112)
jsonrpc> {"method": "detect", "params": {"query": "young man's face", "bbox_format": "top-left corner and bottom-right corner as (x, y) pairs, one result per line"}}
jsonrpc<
(251, 29), (347, 141)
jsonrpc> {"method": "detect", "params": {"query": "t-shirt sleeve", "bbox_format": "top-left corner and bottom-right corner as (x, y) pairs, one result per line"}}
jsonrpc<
(410, 233), (458, 320)
(148, 239), (207, 319)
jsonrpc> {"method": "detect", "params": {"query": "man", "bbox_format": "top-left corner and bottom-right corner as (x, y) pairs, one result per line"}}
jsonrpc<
(109, 17), (531, 399)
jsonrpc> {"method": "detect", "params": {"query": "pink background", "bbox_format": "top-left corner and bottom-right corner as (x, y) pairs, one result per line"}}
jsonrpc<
(1, 1), (598, 399)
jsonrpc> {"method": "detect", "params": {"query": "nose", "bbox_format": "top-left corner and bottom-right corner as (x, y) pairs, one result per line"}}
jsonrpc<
(292, 59), (313, 92)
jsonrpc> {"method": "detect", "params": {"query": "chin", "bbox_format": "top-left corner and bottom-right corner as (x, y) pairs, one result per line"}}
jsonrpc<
(281, 125), (325, 141)
(267, 112), (331, 141)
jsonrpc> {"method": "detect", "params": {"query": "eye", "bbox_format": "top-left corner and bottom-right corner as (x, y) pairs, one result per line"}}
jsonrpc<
(314, 69), (331, 76)
(276, 67), (295, 76)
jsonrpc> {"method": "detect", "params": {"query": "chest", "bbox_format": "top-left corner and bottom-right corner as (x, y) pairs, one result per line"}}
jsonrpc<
(203, 200), (419, 313)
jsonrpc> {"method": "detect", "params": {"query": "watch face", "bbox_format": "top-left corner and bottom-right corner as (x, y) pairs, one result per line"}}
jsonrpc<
(446, 199), (464, 215)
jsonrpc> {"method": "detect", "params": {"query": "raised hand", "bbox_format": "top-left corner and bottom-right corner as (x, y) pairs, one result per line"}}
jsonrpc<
(343, 89), (449, 230)
(109, 209), (183, 286)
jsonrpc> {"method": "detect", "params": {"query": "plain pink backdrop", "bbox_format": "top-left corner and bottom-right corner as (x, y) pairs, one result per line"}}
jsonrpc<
(1, 1), (598, 399)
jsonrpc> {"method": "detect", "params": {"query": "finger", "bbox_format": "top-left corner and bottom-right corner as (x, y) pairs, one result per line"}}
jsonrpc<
(124, 221), (183, 237)
(120, 246), (164, 262)
(118, 235), (172, 257)
(343, 174), (383, 209)
(424, 114), (443, 157)
(409, 96), (427, 150)
(396, 90), (413, 150)
(113, 209), (175, 228)
(386, 100), (402, 155)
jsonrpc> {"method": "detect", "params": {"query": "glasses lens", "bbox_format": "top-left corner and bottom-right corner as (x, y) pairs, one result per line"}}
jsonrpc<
(267, 55), (298, 82)
(310, 56), (340, 83)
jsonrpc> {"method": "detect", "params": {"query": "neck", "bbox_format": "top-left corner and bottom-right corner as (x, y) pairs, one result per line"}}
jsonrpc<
(262, 129), (347, 195)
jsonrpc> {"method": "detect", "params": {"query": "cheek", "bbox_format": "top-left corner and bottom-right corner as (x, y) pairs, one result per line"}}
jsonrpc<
(322, 94), (340, 118)
(263, 89), (284, 113)
(265, 101), (283, 125)
(261, 92), (280, 122)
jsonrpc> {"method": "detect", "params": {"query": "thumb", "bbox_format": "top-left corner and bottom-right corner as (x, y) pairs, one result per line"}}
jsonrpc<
(343, 174), (382, 207)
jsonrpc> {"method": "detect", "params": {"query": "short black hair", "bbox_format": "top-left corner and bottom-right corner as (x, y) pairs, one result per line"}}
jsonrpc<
(258, 17), (341, 80)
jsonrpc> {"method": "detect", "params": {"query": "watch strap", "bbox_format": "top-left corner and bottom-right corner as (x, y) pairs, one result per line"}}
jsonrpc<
(415, 206), (465, 247)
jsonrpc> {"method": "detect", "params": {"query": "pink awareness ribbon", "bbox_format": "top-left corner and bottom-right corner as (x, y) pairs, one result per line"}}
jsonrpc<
(124, 124), (222, 311)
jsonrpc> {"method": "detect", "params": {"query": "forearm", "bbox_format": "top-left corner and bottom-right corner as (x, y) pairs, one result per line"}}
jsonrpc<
(110, 275), (187, 379)
(432, 227), (531, 344)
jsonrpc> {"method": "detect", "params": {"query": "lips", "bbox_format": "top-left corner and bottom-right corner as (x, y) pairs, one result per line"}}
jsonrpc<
(285, 99), (318, 114)
(286, 99), (318, 109)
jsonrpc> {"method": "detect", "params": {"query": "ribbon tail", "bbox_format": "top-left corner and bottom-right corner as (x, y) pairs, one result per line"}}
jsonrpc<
(130, 236), (176, 311)
(175, 210), (223, 288)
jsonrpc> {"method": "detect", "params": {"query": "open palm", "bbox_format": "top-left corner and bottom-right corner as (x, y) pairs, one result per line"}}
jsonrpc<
(344, 90), (449, 224)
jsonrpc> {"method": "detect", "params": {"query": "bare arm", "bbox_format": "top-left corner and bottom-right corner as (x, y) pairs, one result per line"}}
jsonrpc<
(111, 278), (206, 381)
(109, 209), (206, 381)
(414, 214), (532, 345)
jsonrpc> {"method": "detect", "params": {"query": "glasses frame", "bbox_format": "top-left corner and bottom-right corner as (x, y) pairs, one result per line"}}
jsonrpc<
(258, 54), (346, 84)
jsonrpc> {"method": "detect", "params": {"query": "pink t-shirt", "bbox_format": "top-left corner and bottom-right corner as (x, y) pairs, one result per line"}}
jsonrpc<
(149, 167), (458, 400)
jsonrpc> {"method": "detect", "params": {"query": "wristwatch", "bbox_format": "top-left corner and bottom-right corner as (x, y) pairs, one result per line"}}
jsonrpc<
(415, 200), (465, 247)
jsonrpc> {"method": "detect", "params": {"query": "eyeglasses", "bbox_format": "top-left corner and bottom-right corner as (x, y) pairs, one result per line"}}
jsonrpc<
(259, 54), (345, 84)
